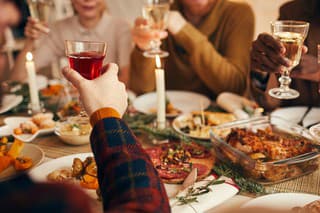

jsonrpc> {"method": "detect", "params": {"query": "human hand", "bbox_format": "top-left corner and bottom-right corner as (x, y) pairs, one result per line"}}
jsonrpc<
(251, 33), (307, 73)
(167, 11), (186, 35)
(132, 17), (168, 50)
(24, 17), (50, 40)
(62, 63), (128, 117)
(291, 54), (320, 82)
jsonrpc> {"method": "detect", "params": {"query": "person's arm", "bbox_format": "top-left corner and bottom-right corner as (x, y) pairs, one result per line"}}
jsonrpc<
(90, 110), (170, 212)
(171, 4), (254, 95)
(129, 48), (155, 94)
(62, 64), (170, 212)
(10, 19), (63, 81)
(116, 20), (133, 87)
(129, 18), (166, 94)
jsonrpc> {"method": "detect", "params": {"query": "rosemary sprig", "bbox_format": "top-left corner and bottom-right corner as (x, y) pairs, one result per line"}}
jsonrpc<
(176, 179), (225, 206)
(123, 113), (212, 148)
(213, 162), (265, 194)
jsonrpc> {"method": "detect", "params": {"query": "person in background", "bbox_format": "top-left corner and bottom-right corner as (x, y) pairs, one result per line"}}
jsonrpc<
(0, 63), (170, 212)
(0, 0), (21, 104)
(130, 0), (254, 99)
(250, 0), (320, 111)
(9, 0), (132, 86)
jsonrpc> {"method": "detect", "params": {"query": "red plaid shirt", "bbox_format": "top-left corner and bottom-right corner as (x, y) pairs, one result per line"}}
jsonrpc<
(0, 118), (170, 212)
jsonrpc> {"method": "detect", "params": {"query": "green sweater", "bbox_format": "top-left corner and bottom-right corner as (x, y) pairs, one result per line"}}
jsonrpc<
(130, 0), (254, 99)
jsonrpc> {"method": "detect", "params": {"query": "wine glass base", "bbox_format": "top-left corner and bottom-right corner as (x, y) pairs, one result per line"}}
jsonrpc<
(268, 88), (300, 100)
(143, 50), (169, 58)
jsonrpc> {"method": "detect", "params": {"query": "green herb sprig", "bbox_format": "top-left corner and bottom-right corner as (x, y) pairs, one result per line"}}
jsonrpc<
(213, 162), (265, 194)
(176, 179), (225, 206)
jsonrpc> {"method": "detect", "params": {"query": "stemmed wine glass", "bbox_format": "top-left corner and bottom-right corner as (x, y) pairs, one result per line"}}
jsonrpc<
(142, 0), (170, 58)
(27, 0), (54, 23)
(64, 40), (107, 117)
(269, 20), (309, 100)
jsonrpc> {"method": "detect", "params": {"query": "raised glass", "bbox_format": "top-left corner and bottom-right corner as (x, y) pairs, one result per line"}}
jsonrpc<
(27, 0), (54, 23)
(142, 0), (170, 58)
(64, 40), (107, 117)
(269, 20), (309, 100)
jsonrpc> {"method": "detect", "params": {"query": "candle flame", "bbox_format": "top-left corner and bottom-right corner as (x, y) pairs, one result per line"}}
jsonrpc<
(26, 52), (33, 61)
(155, 55), (161, 69)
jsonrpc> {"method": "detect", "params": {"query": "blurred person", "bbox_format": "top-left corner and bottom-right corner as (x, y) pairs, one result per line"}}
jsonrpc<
(130, 0), (254, 99)
(10, 0), (132, 85)
(0, 63), (170, 212)
(0, 0), (21, 103)
(250, 0), (320, 111)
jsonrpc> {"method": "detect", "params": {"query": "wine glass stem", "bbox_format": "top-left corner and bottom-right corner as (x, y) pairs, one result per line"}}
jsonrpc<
(279, 69), (292, 91)
(150, 39), (161, 51)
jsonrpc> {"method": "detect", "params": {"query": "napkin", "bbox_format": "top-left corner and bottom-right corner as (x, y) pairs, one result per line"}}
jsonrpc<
(216, 92), (260, 119)
(303, 108), (320, 128)
(165, 175), (239, 213)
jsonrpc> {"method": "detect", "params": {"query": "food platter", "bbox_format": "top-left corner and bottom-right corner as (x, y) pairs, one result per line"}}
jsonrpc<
(172, 111), (236, 140)
(0, 143), (44, 182)
(29, 153), (97, 197)
(133, 90), (211, 117)
(3, 114), (55, 142)
(241, 193), (320, 211)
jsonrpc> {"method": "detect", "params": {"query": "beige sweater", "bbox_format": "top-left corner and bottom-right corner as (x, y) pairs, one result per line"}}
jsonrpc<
(130, 0), (254, 99)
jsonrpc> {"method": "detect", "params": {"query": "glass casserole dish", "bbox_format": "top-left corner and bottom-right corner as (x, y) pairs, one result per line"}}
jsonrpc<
(210, 116), (320, 184)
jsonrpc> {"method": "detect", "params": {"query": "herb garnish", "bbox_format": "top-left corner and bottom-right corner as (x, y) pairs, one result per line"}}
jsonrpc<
(175, 179), (225, 206)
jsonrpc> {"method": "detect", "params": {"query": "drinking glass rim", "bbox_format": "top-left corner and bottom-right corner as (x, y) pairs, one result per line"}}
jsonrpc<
(64, 40), (107, 45)
(271, 20), (310, 27)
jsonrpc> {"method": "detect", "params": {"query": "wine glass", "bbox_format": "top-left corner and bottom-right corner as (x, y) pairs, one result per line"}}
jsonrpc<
(142, 0), (170, 58)
(64, 40), (107, 118)
(269, 20), (309, 100)
(27, 0), (54, 23)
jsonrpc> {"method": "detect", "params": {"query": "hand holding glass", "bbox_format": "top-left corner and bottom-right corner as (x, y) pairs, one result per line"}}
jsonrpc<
(65, 40), (107, 117)
(269, 20), (309, 100)
(142, 0), (170, 58)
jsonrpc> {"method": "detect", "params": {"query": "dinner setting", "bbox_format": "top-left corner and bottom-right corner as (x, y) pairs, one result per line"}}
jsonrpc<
(1, 0), (320, 212)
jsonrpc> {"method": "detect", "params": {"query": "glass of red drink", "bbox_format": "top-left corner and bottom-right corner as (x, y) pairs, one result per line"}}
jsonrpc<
(64, 40), (107, 118)
(65, 40), (107, 80)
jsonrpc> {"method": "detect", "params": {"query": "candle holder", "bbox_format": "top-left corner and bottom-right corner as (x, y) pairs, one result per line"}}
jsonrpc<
(28, 101), (45, 115)
(151, 119), (170, 145)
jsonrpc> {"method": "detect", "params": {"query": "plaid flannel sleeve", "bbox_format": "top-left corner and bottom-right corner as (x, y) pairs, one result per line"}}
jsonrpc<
(90, 117), (170, 213)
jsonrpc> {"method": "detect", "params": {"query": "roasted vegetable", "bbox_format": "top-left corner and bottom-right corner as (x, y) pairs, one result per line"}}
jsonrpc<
(14, 157), (33, 171)
(0, 156), (12, 173)
(7, 139), (24, 158)
(80, 174), (99, 190)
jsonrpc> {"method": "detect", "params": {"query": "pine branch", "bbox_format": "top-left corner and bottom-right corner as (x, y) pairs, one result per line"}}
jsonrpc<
(213, 162), (265, 194)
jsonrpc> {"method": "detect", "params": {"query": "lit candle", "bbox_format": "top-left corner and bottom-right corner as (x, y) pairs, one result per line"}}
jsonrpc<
(26, 52), (41, 113)
(155, 55), (166, 129)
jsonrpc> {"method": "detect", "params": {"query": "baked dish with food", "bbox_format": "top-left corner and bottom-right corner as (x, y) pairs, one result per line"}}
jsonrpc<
(211, 116), (320, 184)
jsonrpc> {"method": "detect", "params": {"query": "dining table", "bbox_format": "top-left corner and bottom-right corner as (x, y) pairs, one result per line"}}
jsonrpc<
(1, 105), (320, 212)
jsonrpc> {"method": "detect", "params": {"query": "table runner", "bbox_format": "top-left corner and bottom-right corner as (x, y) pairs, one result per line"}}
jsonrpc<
(265, 169), (320, 195)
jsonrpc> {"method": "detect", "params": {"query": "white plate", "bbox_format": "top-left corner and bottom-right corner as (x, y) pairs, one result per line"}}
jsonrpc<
(133, 90), (211, 117)
(0, 143), (44, 182)
(271, 107), (320, 128)
(241, 193), (320, 211)
(309, 123), (320, 141)
(29, 153), (97, 198)
(1, 116), (55, 141)
(0, 94), (23, 114)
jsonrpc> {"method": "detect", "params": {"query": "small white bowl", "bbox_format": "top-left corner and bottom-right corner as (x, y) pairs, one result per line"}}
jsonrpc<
(54, 119), (91, 146)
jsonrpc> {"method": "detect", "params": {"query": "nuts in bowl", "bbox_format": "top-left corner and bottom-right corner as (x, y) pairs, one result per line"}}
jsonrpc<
(55, 117), (92, 146)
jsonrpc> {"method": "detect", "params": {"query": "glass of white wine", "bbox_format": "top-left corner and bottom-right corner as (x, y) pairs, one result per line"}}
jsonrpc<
(269, 20), (309, 100)
(27, 0), (54, 23)
(142, 0), (170, 58)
